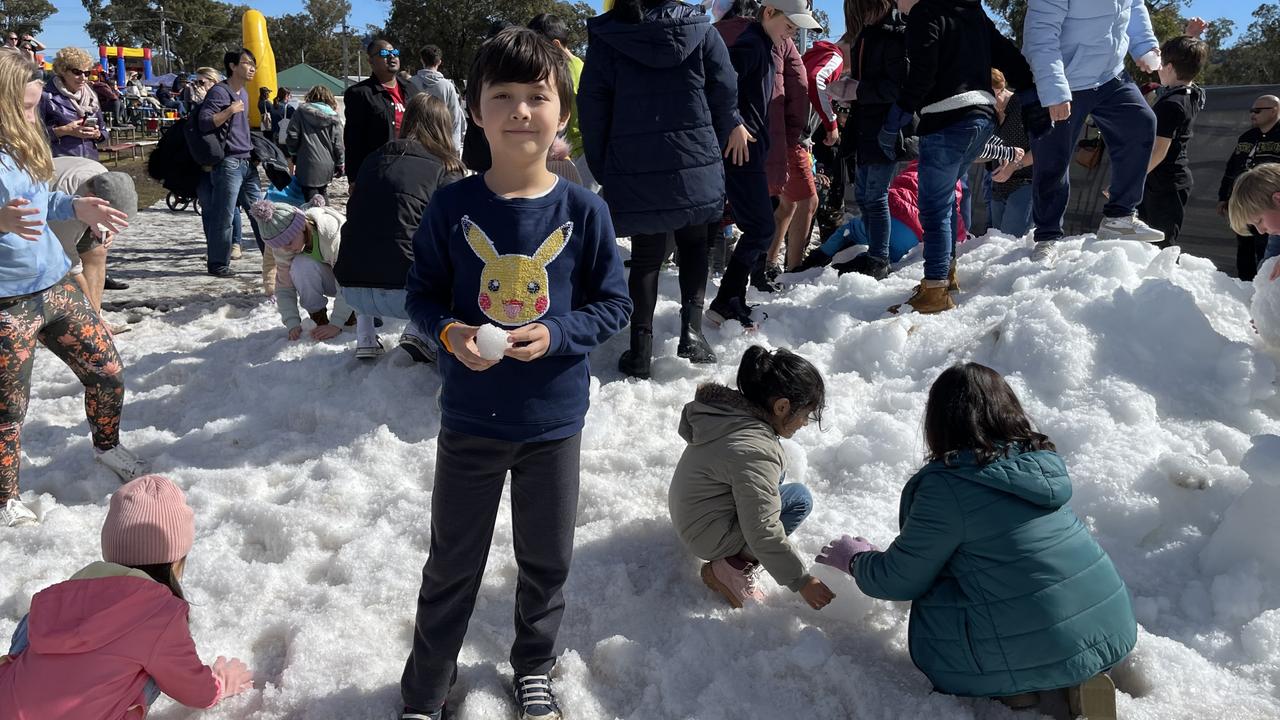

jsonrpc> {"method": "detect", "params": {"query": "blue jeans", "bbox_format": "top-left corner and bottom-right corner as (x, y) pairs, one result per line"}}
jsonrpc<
(990, 183), (1034, 237)
(779, 482), (812, 536)
(10, 614), (160, 705)
(198, 156), (262, 273)
(341, 286), (427, 341)
(1029, 75), (1155, 243)
(918, 116), (995, 280)
(856, 162), (896, 261)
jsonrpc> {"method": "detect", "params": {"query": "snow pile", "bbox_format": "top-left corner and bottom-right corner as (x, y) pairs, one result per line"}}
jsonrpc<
(1252, 258), (1280, 349)
(2, 211), (1280, 719)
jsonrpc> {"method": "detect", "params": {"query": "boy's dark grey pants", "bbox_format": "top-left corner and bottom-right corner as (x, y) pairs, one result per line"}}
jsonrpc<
(401, 427), (582, 711)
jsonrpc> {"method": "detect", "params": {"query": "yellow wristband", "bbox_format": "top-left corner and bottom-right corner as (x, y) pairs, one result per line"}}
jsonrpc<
(439, 322), (459, 355)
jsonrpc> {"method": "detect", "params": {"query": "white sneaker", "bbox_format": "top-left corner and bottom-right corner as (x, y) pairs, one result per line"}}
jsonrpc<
(355, 337), (385, 360)
(1, 498), (38, 528)
(95, 445), (150, 482)
(1031, 241), (1057, 262)
(230, 244), (244, 260)
(1097, 214), (1164, 243)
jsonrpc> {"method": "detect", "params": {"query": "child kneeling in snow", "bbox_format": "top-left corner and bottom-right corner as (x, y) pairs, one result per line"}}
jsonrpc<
(1228, 163), (1280, 282)
(0, 475), (253, 718)
(817, 363), (1135, 718)
(252, 197), (354, 341)
(669, 346), (835, 610)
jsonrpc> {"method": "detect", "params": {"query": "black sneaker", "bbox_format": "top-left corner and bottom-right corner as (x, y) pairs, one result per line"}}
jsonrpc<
(705, 296), (762, 331)
(102, 275), (129, 290)
(398, 333), (436, 363)
(514, 675), (560, 720)
(795, 248), (833, 272)
(208, 266), (236, 278)
(832, 252), (890, 280)
(750, 264), (782, 293)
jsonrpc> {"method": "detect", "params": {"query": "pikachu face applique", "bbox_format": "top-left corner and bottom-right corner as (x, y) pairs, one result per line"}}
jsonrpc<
(463, 216), (572, 326)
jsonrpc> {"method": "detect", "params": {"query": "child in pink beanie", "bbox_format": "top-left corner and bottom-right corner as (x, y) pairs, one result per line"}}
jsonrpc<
(253, 196), (353, 342)
(0, 475), (254, 719)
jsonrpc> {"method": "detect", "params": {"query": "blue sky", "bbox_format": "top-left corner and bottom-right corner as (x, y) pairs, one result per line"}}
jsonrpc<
(36, 0), (1262, 56)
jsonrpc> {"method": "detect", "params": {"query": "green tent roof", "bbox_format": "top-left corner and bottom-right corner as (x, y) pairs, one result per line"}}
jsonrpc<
(276, 63), (346, 95)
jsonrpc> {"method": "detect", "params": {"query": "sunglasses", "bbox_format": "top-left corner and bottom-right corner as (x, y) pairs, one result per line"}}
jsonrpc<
(377, 48), (400, 58)
(68, 68), (89, 77)
(1251, 107), (1278, 114)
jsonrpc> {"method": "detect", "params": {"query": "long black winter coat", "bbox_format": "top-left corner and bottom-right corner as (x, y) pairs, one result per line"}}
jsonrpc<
(333, 139), (462, 289)
(578, 2), (741, 237)
(850, 10), (911, 165)
(342, 76), (420, 184)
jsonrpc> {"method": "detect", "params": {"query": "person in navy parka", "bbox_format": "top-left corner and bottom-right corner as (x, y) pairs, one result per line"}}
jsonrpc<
(818, 363), (1137, 718)
(578, 0), (742, 379)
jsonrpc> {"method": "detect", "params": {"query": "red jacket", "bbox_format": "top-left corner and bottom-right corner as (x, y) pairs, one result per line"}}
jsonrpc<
(0, 565), (222, 719)
(716, 17), (809, 190)
(802, 41), (845, 132)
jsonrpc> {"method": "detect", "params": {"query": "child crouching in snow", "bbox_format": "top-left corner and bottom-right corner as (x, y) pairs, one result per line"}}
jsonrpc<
(1229, 163), (1280, 282)
(669, 345), (835, 610)
(0, 475), (254, 718)
(817, 363), (1135, 718)
(251, 197), (354, 341)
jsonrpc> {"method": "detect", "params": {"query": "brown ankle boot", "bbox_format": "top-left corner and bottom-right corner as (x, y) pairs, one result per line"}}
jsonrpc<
(947, 259), (959, 292)
(889, 279), (955, 314)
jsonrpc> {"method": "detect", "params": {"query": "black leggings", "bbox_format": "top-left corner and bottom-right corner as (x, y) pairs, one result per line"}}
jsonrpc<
(628, 223), (713, 333)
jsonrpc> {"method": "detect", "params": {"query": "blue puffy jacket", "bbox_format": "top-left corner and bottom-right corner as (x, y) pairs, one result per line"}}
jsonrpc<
(1022, 0), (1158, 107)
(854, 449), (1137, 698)
(578, 2), (741, 237)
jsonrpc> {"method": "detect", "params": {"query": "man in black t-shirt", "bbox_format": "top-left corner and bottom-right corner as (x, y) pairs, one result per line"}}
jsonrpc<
(1138, 35), (1208, 247)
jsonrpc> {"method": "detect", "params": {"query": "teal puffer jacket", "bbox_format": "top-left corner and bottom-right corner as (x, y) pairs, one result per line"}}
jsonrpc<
(854, 449), (1136, 698)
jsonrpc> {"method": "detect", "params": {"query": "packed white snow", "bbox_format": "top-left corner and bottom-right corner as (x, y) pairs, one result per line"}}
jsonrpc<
(4, 192), (1280, 720)
(475, 324), (512, 361)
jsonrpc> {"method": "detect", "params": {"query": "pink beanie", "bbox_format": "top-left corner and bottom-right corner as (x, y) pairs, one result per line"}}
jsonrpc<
(101, 475), (195, 566)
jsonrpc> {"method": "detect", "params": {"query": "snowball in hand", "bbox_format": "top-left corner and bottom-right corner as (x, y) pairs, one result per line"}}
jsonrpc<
(475, 324), (511, 361)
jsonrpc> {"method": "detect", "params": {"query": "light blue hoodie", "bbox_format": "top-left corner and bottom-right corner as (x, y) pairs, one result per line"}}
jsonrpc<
(0, 152), (75, 298)
(1022, 0), (1159, 107)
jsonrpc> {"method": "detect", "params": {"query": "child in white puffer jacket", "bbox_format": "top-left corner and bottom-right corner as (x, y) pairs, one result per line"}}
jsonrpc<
(250, 197), (353, 341)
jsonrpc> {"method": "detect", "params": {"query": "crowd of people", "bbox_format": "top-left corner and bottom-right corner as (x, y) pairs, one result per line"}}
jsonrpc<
(3, 1), (1280, 719)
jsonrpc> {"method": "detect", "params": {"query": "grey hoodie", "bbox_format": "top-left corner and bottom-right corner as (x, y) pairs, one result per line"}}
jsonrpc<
(668, 384), (811, 592)
(411, 69), (465, 154)
(285, 101), (344, 188)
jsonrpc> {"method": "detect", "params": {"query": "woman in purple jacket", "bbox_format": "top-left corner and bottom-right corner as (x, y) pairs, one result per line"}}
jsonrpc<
(39, 47), (109, 159)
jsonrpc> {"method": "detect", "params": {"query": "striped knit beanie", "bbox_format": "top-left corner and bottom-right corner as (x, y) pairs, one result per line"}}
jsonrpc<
(101, 475), (195, 566)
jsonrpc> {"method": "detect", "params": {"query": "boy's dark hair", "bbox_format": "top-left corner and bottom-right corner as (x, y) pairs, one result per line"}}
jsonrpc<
(736, 346), (825, 426)
(222, 48), (254, 77)
(465, 26), (574, 121)
(924, 363), (1055, 466)
(420, 44), (443, 69)
(528, 13), (569, 44)
(1160, 35), (1208, 82)
(367, 37), (393, 58)
(133, 562), (185, 601)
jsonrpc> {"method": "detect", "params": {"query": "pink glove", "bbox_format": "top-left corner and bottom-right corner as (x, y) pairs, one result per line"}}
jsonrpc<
(816, 535), (879, 576)
(211, 656), (254, 698)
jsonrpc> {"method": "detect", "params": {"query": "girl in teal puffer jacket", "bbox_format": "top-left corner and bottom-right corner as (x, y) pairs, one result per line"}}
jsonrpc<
(818, 363), (1136, 719)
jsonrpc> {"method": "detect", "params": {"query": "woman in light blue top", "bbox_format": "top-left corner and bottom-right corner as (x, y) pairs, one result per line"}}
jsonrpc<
(0, 50), (143, 529)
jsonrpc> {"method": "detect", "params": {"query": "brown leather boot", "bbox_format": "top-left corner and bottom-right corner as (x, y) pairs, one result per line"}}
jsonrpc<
(947, 259), (959, 292)
(889, 279), (955, 314)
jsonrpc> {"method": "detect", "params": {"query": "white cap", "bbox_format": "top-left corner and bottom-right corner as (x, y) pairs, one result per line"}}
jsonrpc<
(766, 0), (822, 30)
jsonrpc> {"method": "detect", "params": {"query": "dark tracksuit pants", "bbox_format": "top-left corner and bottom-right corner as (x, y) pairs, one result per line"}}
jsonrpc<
(1138, 182), (1190, 246)
(401, 428), (582, 712)
(1029, 75), (1155, 243)
(715, 152), (776, 304)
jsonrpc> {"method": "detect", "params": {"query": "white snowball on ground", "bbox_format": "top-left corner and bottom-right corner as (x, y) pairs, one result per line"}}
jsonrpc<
(1251, 258), (1280, 348)
(475, 324), (510, 361)
(809, 563), (876, 623)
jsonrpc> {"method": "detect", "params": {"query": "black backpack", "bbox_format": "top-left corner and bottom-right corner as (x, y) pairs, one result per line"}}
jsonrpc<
(146, 116), (204, 198)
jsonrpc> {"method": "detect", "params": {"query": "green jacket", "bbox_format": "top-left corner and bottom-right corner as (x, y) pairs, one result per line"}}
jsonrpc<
(668, 384), (810, 592)
(565, 53), (584, 157)
(855, 449), (1136, 697)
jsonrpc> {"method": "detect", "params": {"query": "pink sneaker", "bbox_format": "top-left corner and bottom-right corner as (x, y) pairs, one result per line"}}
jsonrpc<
(701, 559), (766, 608)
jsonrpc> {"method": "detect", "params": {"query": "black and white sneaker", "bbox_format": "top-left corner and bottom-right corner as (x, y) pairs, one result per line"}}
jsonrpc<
(401, 706), (445, 720)
(705, 297), (762, 331)
(514, 674), (561, 720)
(398, 333), (436, 363)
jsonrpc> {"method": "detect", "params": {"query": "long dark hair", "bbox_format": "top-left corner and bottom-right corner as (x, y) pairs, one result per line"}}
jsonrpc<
(924, 363), (1055, 466)
(843, 0), (894, 42)
(736, 346), (825, 425)
(131, 562), (186, 601)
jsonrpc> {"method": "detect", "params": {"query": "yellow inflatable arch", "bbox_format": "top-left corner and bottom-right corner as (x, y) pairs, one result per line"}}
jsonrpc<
(242, 9), (278, 130)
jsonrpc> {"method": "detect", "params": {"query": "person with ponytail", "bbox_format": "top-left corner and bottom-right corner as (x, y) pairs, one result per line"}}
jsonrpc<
(0, 50), (146, 529)
(0, 475), (255, 718)
(817, 363), (1136, 718)
(578, 0), (742, 377)
(669, 345), (835, 610)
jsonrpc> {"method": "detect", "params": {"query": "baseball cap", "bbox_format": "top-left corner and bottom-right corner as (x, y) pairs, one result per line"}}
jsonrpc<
(766, 0), (822, 29)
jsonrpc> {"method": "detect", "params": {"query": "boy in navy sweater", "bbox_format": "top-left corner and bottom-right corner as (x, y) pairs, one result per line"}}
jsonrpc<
(400, 27), (631, 720)
(708, 0), (820, 329)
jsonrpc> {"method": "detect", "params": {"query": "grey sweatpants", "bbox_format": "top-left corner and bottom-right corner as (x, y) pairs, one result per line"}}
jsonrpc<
(401, 427), (582, 711)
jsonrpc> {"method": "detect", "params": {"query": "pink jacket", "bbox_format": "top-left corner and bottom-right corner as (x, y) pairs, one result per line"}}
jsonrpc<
(0, 565), (222, 719)
(889, 161), (967, 241)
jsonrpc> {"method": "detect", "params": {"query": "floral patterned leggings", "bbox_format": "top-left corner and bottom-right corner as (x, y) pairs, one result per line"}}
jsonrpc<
(0, 278), (124, 501)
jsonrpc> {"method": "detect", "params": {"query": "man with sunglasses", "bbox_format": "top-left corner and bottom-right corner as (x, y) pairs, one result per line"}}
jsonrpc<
(1218, 95), (1280, 280)
(344, 38), (419, 191)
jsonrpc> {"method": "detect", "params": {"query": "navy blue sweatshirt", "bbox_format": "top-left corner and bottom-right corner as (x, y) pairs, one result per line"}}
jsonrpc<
(405, 175), (632, 442)
(727, 22), (775, 171)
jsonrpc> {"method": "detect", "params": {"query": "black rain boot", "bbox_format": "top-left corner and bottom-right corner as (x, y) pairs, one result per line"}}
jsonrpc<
(677, 306), (716, 364)
(618, 328), (653, 379)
